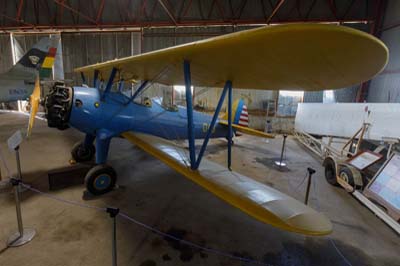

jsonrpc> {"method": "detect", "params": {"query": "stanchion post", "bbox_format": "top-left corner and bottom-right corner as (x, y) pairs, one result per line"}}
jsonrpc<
(106, 207), (120, 266)
(275, 134), (288, 168)
(304, 167), (316, 205)
(6, 130), (36, 247)
(14, 146), (26, 192)
(7, 178), (36, 247)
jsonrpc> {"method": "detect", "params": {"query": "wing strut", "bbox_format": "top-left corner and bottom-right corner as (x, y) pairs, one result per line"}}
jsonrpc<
(118, 79), (125, 92)
(127, 80), (149, 104)
(227, 81), (233, 170)
(194, 81), (231, 169)
(184, 60), (196, 169)
(80, 72), (86, 84)
(101, 67), (117, 101)
(183, 60), (233, 170)
(93, 69), (99, 88)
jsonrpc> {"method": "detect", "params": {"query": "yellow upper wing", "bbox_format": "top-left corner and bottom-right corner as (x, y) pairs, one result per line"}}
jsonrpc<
(122, 132), (332, 236)
(75, 23), (388, 91)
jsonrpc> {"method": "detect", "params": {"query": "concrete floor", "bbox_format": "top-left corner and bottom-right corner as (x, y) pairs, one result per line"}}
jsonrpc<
(0, 112), (399, 266)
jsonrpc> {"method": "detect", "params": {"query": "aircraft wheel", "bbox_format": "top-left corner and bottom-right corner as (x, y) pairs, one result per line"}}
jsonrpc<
(338, 167), (355, 188)
(71, 142), (95, 162)
(324, 158), (339, 186)
(85, 164), (116, 195)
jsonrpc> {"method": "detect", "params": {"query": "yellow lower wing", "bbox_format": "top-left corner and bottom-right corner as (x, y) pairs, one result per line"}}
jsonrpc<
(122, 132), (332, 236)
(219, 121), (275, 139)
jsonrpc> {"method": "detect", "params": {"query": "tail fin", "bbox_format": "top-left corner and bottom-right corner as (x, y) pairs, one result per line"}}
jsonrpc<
(10, 36), (59, 78)
(221, 98), (249, 127)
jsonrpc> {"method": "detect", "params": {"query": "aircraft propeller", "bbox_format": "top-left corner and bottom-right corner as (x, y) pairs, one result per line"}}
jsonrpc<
(26, 75), (41, 137)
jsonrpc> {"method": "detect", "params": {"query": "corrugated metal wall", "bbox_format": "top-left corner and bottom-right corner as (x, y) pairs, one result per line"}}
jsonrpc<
(62, 32), (141, 82)
(0, 34), (12, 73)
(368, 0), (400, 102)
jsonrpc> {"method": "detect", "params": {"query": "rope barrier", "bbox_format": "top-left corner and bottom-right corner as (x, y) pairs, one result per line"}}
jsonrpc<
(1, 143), (353, 266)
(310, 171), (354, 266)
(18, 181), (274, 266)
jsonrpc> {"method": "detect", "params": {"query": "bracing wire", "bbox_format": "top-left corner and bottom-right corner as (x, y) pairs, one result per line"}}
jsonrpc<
(14, 182), (273, 266)
(311, 171), (354, 266)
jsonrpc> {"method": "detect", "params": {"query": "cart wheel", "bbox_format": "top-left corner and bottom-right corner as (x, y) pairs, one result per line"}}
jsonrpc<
(85, 164), (116, 195)
(324, 158), (339, 186)
(338, 167), (355, 188)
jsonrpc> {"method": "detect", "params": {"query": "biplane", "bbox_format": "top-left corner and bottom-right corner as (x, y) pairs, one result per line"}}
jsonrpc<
(32, 24), (388, 236)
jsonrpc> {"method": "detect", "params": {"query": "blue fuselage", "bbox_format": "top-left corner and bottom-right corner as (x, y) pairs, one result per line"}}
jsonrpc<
(68, 86), (229, 140)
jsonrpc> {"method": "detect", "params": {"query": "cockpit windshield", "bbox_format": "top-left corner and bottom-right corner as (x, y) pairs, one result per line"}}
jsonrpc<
(121, 82), (179, 111)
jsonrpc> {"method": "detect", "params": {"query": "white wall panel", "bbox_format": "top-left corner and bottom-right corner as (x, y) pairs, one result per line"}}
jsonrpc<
(295, 103), (400, 140)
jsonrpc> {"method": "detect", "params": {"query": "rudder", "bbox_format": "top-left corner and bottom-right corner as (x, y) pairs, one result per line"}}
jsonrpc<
(10, 36), (59, 78)
(221, 98), (249, 127)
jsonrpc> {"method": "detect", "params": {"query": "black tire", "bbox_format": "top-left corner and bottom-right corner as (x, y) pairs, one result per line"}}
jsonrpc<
(324, 159), (339, 186)
(84, 164), (116, 195)
(71, 142), (95, 162)
(339, 167), (355, 188)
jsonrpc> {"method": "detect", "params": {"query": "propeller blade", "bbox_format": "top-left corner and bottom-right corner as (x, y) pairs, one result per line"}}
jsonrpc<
(27, 76), (41, 137)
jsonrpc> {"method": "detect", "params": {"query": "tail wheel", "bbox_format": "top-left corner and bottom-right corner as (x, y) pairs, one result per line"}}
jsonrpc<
(85, 164), (116, 195)
(324, 158), (339, 186)
(71, 142), (95, 162)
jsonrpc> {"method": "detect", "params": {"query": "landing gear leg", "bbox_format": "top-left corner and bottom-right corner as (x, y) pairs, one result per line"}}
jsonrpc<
(84, 136), (116, 195)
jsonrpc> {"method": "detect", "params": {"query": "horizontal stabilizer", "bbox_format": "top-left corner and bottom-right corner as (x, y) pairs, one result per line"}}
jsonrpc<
(122, 132), (332, 235)
(219, 121), (275, 139)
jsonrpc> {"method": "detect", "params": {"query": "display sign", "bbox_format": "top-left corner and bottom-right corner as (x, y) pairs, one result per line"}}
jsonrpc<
(366, 154), (400, 216)
(7, 130), (23, 151)
(348, 151), (382, 170)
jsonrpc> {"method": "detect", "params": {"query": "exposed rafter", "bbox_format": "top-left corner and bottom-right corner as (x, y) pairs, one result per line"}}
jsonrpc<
(95, 0), (105, 24)
(158, 0), (177, 25)
(53, 0), (97, 25)
(266, 0), (285, 24)
(16, 0), (24, 21)
(0, 0), (383, 32)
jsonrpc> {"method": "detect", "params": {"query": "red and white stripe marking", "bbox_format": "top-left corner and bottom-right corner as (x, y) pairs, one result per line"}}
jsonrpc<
(238, 105), (249, 127)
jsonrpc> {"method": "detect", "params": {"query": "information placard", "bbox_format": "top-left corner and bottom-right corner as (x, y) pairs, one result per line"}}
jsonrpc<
(7, 130), (23, 151)
(348, 151), (382, 170)
(366, 154), (400, 218)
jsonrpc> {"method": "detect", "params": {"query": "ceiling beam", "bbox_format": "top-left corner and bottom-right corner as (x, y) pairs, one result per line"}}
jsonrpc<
(1, 13), (34, 27)
(158, 0), (177, 26)
(266, 0), (285, 24)
(326, 0), (338, 20)
(96, 0), (105, 23)
(16, 0), (24, 21)
(53, 0), (97, 25)
(0, 18), (373, 32)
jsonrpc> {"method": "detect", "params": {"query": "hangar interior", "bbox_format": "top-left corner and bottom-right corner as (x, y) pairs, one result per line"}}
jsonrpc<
(0, 1), (399, 266)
